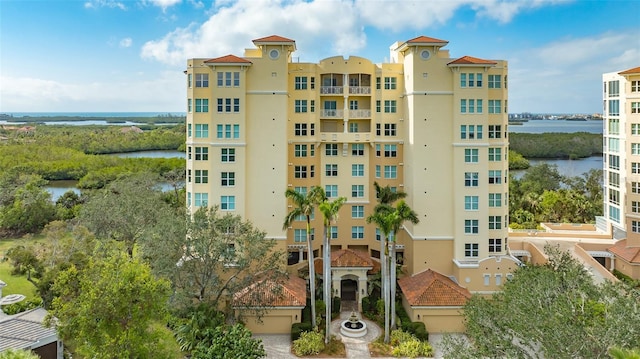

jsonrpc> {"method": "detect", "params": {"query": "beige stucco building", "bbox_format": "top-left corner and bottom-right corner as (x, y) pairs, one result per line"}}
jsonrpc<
(185, 35), (512, 333)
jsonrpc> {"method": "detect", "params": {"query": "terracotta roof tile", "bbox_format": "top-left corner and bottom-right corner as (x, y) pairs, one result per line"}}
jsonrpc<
(233, 275), (306, 307)
(608, 239), (640, 264)
(313, 249), (380, 274)
(406, 36), (448, 44)
(398, 269), (471, 306)
(252, 35), (295, 43)
(447, 55), (497, 66)
(619, 66), (640, 75)
(204, 54), (252, 64)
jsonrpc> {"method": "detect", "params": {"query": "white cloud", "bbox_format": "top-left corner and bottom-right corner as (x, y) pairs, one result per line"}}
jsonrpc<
(119, 37), (133, 48)
(144, 0), (182, 11)
(84, 0), (127, 10)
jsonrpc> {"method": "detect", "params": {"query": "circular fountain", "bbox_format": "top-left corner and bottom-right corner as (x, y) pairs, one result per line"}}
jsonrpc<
(340, 311), (367, 338)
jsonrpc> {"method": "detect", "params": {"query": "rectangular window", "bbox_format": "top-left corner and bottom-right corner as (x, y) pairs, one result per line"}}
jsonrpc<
(632, 201), (640, 214)
(376, 77), (381, 90)
(609, 80), (620, 97)
(607, 137), (619, 152)
(352, 144), (364, 156)
(295, 123), (308, 136)
(217, 98), (223, 112)
(188, 99), (192, 113)
(233, 98), (240, 113)
(632, 102), (640, 114)
(633, 182), (640, 194)
(330, 226), (338, 239)
(325, 185), (338, 198)
(195, 124), (209, 138)
(294, 187), (307, 196)
(465, 220), (479, 234)
(295, 100), (308, 113)
(632, 80), (640, 92)
(609, 100), (620, 116)
(375, 144), (381, 157)
(375, 165), (381, 178)
(610, 206), (620, 224)
(460, 99), (467, 114)
(633, 163), (640, 174)
(465, 196), (479, 210)
(468, 99), (475, 113)
(295, 76), (307, 90)
(225, 98), (232, 112)
(195, 99), (209, 113)
(489, 193), (502, 207)
(609, 155), (620, 170)
(488, 125), (502, 138)
(633, 144), (640, 155)
(293, 229), (306, 242)
(221, 148), (235, 162)
(195, 147), (208, 160)
(631, 124), (639, 135)
(609, 172), (620, 188)
(221, 172), (235, 186)
(476, 73), (483, 87)
(465, 172), (479, 187)
(488, 74), (501, 88)
(489, 215), (502, 230)
(188, 73), (192, 88)
(488, 147), (502, 161)
(468, 73), (475, 87)
(476, 99), (483, 113)
(460, 73), (467, 88)
(608, 119), (619, 135)
(352, 185), (364, 197)
(233, 72), (240, 86)
(188, 123), (192, 137)
(489, 100), (502, 114)
(352, 164), (364, 177)
(376, 100), (381, 113)
(489, 238), (502, 253)
(384, 144), (397, 157)
(349, 122), (359, 132)
(609, 189), (620, 205)
(294, 144), (307, 157)
(194, 193), (208, 207)
(194, 170), (208, 184)
(220, 196), (235, 211)
(633, 221), (640, 233)
(325, 164), (338, 177)
(489, 170), (502, 184)
(351, 205), (364, 218)
(384, 165), (397, 179)
(464, 148), (479, 163)
(295, 166), (307, 178)
(384, 100), (397, 113)
(224, 72), (232, 87)
(310, 100), (315, 112)
(384, 77), (397, 90)
(351, 226), (364, 239)
(187, 169), (191, 183)
(195, 73), (209, 87)
(325, 143), (338, 156)
(384, 124), (397, 136)
(465, 243), (479, 258)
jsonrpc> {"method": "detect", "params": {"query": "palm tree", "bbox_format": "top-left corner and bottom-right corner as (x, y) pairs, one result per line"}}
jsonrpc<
(318, 192), (346, 344)
(283, 186), (324, 328)
(366, 209), (394, 343)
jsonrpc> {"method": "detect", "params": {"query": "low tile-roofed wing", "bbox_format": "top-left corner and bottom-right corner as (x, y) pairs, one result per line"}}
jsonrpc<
(204, 54), (252, 64)
(233, 275), (306, 307)
(608, 239), (640, 263)
(448, 55), (497, 66)
(399, 269), (471, 306)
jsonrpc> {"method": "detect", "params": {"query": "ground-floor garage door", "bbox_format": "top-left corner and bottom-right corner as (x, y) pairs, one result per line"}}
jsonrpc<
(244, 315), (293, 334)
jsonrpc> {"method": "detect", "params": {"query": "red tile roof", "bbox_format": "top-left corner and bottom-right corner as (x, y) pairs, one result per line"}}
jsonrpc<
(204, 54), (252, 64)
(619, 66), (640, 75)
(252, 35), (295, 43)
(313, 249), (380, 274)
(233, 275), (306, 307)
(608, 239), (640, 264)
(447, 55), (497, 66)
(406, 36), (448, 44)
(398, 269), (471, 306)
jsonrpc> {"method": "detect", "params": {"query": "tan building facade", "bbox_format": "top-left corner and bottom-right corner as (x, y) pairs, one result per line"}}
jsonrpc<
(185, 35), (510, 332)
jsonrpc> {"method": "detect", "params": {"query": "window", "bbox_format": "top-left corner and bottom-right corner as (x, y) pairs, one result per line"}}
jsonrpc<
(609, 80), (619, 97)
(489, 170), (502, 184)
(609, 155), (620, 170)
(194, 170), (208, 184)
(609, 206), (620, 224)
(195, 147), (208, 160)
(465, 220), (479, 234)
(293, 229), (306, 242)
(609, 119), (619, 135)
(465, 196), (479, 210)
(294, 144), (307, 157)
(295, 123), (308, 136)
(632, 220), (640, 233)
(330, 226), (338, 239)
(384, 144), (397, 157)
(488, 74), (501, 88)
(609, 100), (620, 116)
(216, 98), (240, 113)
(489, 100), (502, 114)
(384, 165), (397, 179)
(633, 182), (640, 194)
(375, 165), (381, 178)
(461, 125), (483, 139)
(632, 102), (640, 114)
(216, 124), (240, 139)
(632, 80), (640, 93)
(233, 98), (240, 113)
(221, 148), (235, 162)
(376, 77), (381, 90)
(633, 124), (640, 135)
(325, 143), (338, 156)
(375, 144), (381, 156)
(488, 125), (502, 138)
(488, 147), (502, 161)
(609, 189), (620, 205)
(188, 73), (192, 88)
(489, 215), (502, 230)
(460, 99), (467, 114)
(195, 99), (209, 113)
(633, 144), (640, 155)
(609, 172), (620, 188)
(188, 124), (192, 137)
(465, 172), (479, 187)
(465, 243), (479, 257)
(194, 193), (208, 207)
(325, 185), (338, 198)
(464, 149), (479, 163)
(375, 228), (382, 241)
(295, 166), (307, 178)
(352, 144), (364, 156)
(384, 124), (397, 136)
(352, 205), (364, 218)
(352, 164), (364, 177)
(460, 73), (466, 88)
(195, 73), (209, 87)
(326, 164), (338, 176)
(220, 196), (235, 210)
(349, 122), (358, 132)
(188, 99), (192, 113)
(351, 226), (364, 239)
(633, 163), (640, 174)
(221, 172), (235, 186)
(384, 77), (397, 90)
(294, 186), (307, 196)
(217, 72), (239, 87)
(376, 100), (381, 113)
(489, 238), (502, 253)
(194, 124), (208, 138)
(295, 100), (308, 113)
(295, 76), (307, 90)
(632, 201), (640, 214)
(187, 169), (191, 183)
(352, 185), (364, 197)
(384, 100), (397, 113)
(489, 193), (502, 207)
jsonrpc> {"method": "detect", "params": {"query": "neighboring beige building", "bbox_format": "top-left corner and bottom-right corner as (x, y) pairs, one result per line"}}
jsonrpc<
(185, 35), (511, 333)
(603, 67), (640, 278)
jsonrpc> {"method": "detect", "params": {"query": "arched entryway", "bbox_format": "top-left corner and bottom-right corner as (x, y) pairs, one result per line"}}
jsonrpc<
(340, 277), (358, 301)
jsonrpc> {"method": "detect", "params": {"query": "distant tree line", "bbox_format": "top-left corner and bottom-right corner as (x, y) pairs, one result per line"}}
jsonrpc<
(509, 132), (602, 160)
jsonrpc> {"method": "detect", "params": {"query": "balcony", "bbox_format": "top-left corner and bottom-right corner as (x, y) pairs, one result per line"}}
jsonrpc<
(320, 109), (344, 118)
(321, 86), (343, 95)
(349, 109), (371, 119)
(349, 86), (371, 95)
(320, 132), (371, 143)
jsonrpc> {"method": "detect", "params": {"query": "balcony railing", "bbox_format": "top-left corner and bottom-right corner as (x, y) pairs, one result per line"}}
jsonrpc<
(349, 109), (371, 118)
(349, 86), (371, 95)
(320, 109), (343, 118)
(321, 86), (343, 95)
(320, 132), (371, 143)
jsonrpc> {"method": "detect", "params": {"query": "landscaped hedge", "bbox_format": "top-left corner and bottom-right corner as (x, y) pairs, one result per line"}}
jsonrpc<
(291, 322), (313, 341)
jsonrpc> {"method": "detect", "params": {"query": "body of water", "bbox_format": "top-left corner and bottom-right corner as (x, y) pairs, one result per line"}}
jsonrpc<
(2, 112), (185, 118)
(509, 119), (603, 134)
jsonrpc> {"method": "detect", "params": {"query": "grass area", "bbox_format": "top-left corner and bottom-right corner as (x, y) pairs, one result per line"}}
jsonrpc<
(0, 235), (45, 299)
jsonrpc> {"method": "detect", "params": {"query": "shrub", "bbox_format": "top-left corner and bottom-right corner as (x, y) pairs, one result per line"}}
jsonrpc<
(292, 330), (324, 356)
(395, 301), (410, 330)
(316, 299), (326, 318)
(390, 329), (414, 346)
(301, 298), (312, 324)
(332, 296), (341, 314)
(291, 322), (313, 342)
(392, 338), (422, 358)
(406, 321), (429, 341)
(362, 296), (373, 315)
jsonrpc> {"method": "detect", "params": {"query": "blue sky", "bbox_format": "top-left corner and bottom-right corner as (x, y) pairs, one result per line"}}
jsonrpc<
(1, 0), (639, 114)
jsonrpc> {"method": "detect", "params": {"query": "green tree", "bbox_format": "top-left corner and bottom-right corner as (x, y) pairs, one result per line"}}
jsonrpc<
(283, 186), (324, 328)
(0, 349), (40, 359)
(367, 208), (394, 343)
(318, 191), (346, 343)
(191, 323), (266, 359)
(49, 251), (175, 359)
(441, 245), (640, 358)
(0, 173), (56, 236)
